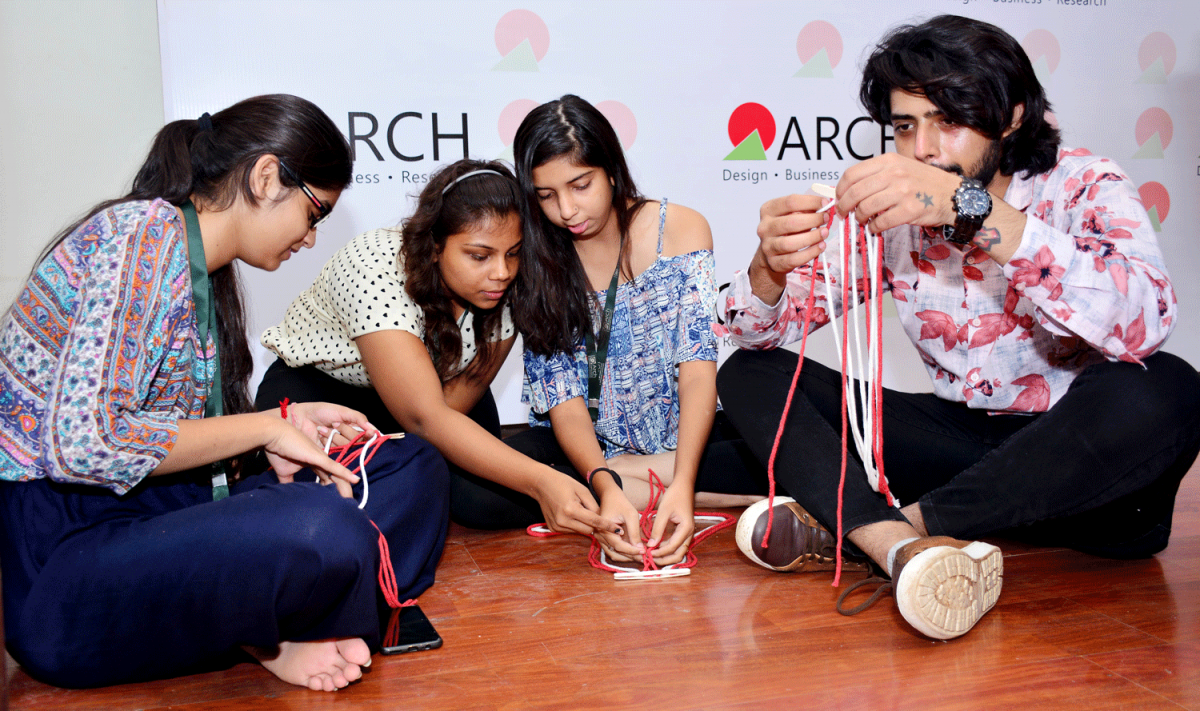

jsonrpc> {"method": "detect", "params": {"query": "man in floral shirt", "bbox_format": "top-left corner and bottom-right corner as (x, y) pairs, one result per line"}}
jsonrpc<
(719, 15), (1200, 640)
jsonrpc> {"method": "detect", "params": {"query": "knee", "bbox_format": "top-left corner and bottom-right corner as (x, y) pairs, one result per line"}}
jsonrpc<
(403, 434), (451, 489)
(448, 470), (538, 530)
(717, 349), (765, 400)
(9, 644), (86, 688)
(377, 434), (450, 514)
(246, 490), (378, 586)
(291, 496), (379, 572)
(1127, 352), (1200, 430)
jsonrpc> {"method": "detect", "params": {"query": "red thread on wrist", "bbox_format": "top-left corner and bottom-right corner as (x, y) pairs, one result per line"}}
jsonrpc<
(279, 397), (290, 419)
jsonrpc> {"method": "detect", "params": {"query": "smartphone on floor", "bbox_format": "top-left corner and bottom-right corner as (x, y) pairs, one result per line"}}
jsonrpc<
(380, 604), (443, 655)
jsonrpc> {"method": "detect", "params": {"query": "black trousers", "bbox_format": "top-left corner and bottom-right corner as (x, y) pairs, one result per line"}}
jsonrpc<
(717, 349), (1200, 559)
(257, 360), (768, 531)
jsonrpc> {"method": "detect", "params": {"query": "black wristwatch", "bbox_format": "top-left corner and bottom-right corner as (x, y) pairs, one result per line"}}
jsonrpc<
(943, 177), (992, 245)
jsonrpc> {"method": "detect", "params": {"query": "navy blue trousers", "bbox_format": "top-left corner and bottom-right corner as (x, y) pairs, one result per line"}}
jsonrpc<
(0, 434), (449, 688)
(718, 349), (1200, 558)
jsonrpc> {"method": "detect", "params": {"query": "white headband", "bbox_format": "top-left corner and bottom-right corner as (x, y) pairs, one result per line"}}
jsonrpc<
(441, 169), (504, 195)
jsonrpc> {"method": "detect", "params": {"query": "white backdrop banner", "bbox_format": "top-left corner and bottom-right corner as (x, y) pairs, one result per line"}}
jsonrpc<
(158, 0), (1200, 423)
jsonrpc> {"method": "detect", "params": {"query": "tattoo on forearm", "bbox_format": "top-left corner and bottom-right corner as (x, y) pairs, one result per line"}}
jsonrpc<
(974, 226), (1002, 250)
(916, 191), (934, 208)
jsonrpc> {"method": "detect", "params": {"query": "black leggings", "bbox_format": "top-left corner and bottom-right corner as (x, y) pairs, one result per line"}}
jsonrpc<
(256, 360), (768, 531)
(718, 349), (1200, 559)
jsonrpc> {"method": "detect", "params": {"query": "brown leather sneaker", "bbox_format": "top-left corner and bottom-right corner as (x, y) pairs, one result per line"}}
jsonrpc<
(735, 497), (870, 573)
(892, 536), (1003, 640)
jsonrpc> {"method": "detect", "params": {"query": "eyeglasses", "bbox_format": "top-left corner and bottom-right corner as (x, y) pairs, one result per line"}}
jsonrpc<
(278, 160), (332, 230)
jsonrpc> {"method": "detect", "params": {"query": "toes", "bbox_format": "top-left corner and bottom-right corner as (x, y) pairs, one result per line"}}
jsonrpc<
(336, 637), (372, 667)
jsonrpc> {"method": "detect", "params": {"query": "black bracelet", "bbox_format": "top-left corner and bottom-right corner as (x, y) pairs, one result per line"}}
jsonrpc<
(586, 466), (623, 497)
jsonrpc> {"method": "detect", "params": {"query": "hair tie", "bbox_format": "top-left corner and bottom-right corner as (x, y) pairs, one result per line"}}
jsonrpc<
(197, 112), (213, 132)
(441, 169), (503, 196)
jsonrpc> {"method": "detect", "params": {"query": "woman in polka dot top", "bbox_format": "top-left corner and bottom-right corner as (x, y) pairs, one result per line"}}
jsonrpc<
(258, 160), (621, 539)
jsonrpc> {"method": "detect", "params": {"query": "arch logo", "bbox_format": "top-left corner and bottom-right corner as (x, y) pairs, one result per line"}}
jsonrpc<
(497, 99), (637, 160)
(1137, 32), (1175, 84)
(725, 103), (775, 160)
(1021, 30), (1060, 85)
(793, 21), (841, 78)
(497, 99), (539, 160)
(493, 10), (549, 72)
(1138, 182), (1170, 232)
(1132, 107), (1172, 160)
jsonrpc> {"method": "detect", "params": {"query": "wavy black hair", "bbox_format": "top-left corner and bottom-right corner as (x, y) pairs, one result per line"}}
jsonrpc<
(511, 94), (648, 357)
(37, 94), (352, 420)
(860, 14), (1061, 178)
(400, 160), (522, 381)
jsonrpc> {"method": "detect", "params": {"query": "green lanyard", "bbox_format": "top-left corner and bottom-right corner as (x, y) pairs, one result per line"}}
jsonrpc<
(182, 200), (229, 501)
(583, 263), (621, 423)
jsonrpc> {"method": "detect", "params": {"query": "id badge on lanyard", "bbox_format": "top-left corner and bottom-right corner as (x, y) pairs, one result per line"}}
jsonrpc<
(584, 264), (621, 423)
(182, 200), (229, 501)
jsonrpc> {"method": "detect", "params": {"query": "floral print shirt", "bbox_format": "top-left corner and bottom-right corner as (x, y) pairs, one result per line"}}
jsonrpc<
(0, 200), (211, 493)
(723, 148), (1176, 413)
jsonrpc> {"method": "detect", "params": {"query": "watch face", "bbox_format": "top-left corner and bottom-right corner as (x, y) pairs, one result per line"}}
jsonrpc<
(957, 187), (991, 217)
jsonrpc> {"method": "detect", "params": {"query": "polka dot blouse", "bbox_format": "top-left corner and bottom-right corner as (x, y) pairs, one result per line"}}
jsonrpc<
(261, 228), (514, 387)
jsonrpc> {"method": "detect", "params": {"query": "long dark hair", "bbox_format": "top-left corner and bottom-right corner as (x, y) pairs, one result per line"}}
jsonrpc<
(511, 94), (648, 357)
(38, 94), (352, 419)
(859, 15), (1061, 178)
(400, 160), (522, 382)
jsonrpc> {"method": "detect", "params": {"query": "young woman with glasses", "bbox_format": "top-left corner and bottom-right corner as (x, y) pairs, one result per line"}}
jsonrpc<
(256, 159), (621, 539)
(0, 94), (449, 692)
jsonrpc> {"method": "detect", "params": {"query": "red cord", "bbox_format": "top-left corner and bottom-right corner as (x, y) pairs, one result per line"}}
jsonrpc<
(527, 468), (735, 574)
(761, 241), (824, 549)
(273, 403), (411, 609)
(758, 209), (887, 588)
(873, 231), (894, 507)
(833, 216), (855, 586)
(328, 432), (405, 609)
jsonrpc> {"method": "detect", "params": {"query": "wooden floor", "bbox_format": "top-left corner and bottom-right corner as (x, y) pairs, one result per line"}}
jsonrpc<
(7, 459), (1200, 710)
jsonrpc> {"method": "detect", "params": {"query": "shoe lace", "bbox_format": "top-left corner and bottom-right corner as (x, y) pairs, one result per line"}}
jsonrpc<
(835, 567), (893, 616)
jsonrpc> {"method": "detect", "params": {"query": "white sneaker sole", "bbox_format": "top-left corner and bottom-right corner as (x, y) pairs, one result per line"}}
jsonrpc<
(895, 540), (1003, 640)
(735, 496), (797, 570)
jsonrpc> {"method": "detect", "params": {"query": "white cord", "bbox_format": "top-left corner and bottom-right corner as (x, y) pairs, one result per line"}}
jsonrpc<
(815, 191), (898, 507)
(322, 427), (382, 510)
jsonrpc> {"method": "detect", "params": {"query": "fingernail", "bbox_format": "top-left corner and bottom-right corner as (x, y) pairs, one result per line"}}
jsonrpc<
(614, 527), (624, 536)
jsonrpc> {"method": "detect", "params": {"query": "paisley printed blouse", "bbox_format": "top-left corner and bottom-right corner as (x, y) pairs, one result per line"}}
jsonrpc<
(0, 200), (212, 493)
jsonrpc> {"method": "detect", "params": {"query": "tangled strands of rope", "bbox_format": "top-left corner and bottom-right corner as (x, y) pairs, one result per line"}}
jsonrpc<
(759, 187), (896, 587)
(527, 468), (735, 581)
(275, 399), (413, 608)
(323, 425), (412, 609)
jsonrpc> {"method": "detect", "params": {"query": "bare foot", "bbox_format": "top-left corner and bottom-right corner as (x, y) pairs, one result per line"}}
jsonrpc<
(246, 637), (372, 691)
